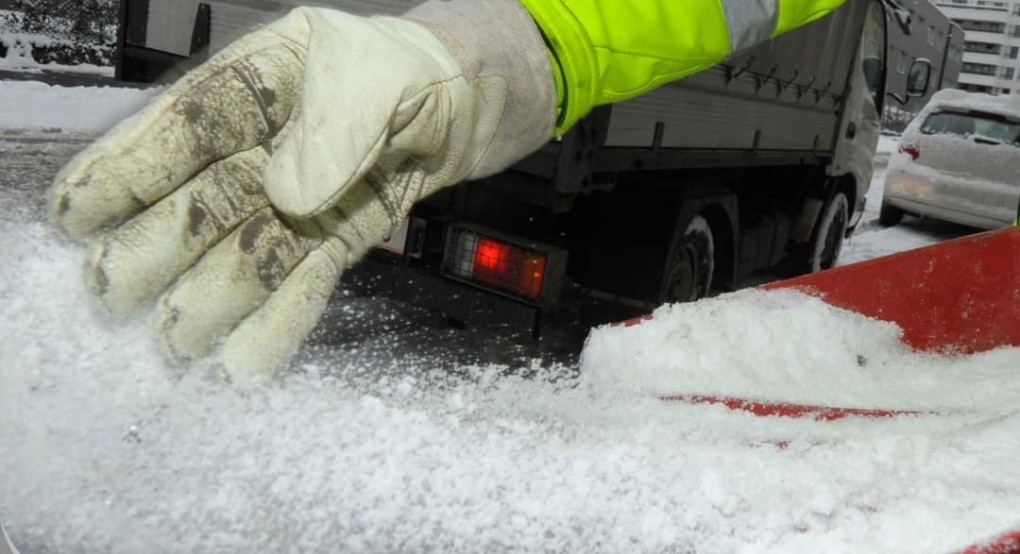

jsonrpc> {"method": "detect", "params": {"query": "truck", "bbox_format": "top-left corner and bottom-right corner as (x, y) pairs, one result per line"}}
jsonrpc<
(113, 0), (952, 335)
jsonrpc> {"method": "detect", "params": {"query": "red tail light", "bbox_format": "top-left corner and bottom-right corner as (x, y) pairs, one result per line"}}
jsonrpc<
(444, 227), (563, 302)
(475, 238), (510, 272)
(899, 144), (920, 160)
(472, 237), (547, 299)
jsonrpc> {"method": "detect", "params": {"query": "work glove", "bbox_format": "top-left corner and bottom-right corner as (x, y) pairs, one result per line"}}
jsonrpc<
(48, 0), (556, 379)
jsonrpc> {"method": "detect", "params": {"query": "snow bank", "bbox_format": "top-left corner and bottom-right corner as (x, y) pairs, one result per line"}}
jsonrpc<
(0, 80), (154, 132)
(2, 218), (1020, 553)
(582, 290), (1020, 411)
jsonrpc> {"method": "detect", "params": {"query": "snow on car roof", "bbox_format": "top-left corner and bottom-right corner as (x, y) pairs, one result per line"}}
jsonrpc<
(925, 89), (1020, 120)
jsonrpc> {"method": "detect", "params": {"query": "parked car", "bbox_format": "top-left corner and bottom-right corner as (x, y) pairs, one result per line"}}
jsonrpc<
(881, 89), (1020, 229)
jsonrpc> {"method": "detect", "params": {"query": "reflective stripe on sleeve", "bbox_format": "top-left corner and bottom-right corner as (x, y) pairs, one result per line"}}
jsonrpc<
(720, 0), (779, 52)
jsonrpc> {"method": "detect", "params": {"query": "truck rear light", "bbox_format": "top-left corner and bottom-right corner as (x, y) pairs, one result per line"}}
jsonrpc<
(443, 225), (565, 303)
(899, 144), (920, 160)
(474, 237), (547, 299)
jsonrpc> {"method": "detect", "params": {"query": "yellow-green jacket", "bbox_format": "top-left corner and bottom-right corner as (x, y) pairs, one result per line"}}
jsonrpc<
(518, 0), (848, 133)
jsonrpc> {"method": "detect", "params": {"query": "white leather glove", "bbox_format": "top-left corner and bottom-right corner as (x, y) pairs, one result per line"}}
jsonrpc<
(49, 0), (556, 379)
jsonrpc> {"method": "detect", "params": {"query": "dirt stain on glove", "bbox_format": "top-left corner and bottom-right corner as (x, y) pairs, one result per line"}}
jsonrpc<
(187, 203), (207, 236)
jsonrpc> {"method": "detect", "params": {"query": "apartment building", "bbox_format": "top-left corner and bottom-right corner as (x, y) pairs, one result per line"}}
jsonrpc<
(937, 0), (1020, 95)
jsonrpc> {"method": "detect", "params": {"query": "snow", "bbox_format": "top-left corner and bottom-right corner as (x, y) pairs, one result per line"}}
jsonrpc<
(890, 133), (1020, 189)
(3, 220), (1020, 553)
(840, 223), (948, 266)
(583, 290), (1020, 412)
(888, 143), (1019, 197)
(877, 134), (899, 156)
(0, 80), (154, 132)
(0, 31), (115, 76)
(926, 89), (1020, 122)
(2, 80), (1018, 553)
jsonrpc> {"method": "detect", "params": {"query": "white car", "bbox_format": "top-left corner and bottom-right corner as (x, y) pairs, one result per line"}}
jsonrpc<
(881, 89), (1020, 229)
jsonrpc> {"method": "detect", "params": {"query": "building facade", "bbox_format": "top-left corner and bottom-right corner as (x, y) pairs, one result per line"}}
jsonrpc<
(883, 0), (964, 128)
(937, 0), (1020, 95)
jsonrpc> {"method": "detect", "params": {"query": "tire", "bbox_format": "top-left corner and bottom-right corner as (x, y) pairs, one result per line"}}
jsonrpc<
(807, 192), (849, 272)
(662, 215), (715, 303)
(879, 201), (905, 227)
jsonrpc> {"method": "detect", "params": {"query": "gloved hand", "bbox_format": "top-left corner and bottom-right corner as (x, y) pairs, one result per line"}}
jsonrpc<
(48, 0), (556, 379)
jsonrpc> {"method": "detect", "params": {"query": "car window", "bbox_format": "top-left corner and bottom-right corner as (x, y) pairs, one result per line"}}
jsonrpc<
(920, 111), (1020, 145)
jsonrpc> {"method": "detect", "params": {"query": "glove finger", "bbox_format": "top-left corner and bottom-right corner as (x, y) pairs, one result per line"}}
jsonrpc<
(155, 207), (320, 363)
(86, 147), (271, 315)
(50, 26), (302, 238)
(217, 168), (431, 378)
(221, 238), (347, 380)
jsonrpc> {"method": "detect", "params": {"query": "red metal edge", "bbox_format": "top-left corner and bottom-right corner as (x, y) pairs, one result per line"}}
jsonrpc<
(661, 395), (924, 421)
(620, 314), (652, 327)
(622, 228), (1020, 352)
(952, 529), (1020, 554)
(765, 228), (1020, 354)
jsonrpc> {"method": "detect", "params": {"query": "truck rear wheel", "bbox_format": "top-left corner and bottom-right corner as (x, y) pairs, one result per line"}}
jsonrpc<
(879, 201), (904, 227)
(662, 215), (715, 303)
(807, 192), (849, 272)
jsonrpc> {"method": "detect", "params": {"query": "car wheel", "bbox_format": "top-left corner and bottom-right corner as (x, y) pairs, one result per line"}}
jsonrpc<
(662, 215), (714, 303)
(879, 201), (905, 227)
(808, 192), (849, 272)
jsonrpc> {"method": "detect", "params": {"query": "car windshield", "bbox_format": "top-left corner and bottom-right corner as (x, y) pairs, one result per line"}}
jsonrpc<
(920, 110), (1020, 145)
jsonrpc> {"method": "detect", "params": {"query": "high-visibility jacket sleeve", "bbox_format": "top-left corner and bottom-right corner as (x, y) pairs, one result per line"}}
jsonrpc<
(517, 0), (848, 134)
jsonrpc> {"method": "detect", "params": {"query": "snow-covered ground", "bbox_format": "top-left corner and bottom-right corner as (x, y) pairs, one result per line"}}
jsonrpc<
(1, 14), (116, 76)
(0, 80), (150, 131)
(0, 32), (114, 76)
(1, 80), (1018, 553)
